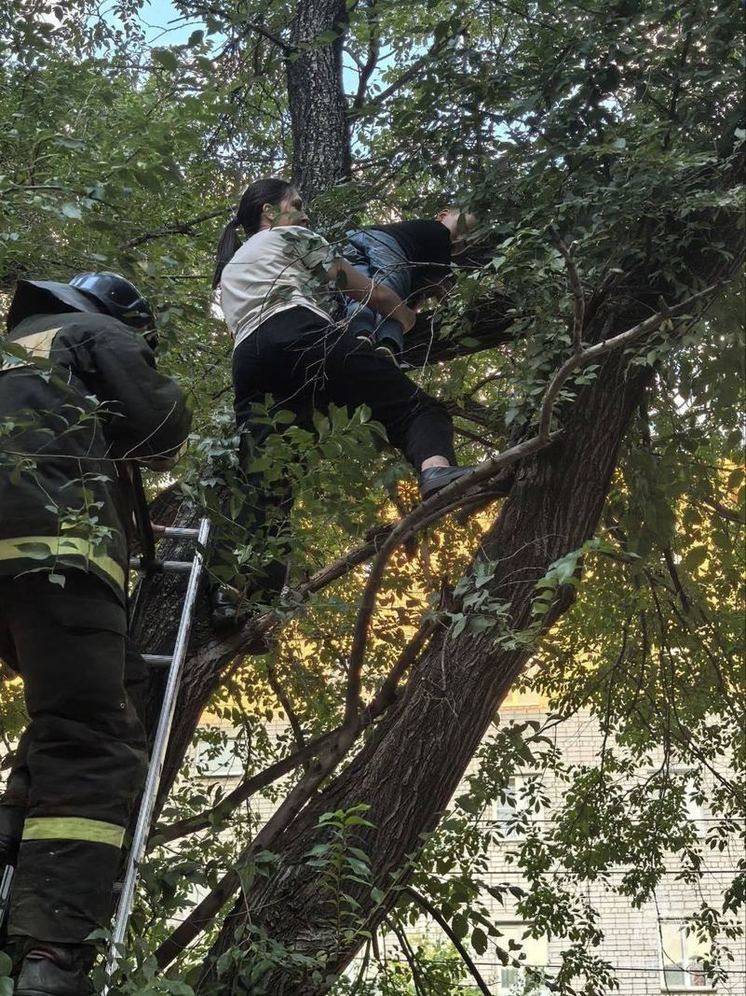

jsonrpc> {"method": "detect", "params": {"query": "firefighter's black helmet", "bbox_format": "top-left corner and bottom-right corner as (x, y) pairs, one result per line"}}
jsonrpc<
(7, 271), (158, 349)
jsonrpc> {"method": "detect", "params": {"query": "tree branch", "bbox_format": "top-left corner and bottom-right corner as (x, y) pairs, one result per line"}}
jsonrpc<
(538, 282), (721, 440)
(119, 207), (228, 250)
(402, 886), (492, 996)
(348, 33), (455, 119)
(549, 224), (585, 354)
(351, 0), (381, 113)
(266, 657), (307, 758)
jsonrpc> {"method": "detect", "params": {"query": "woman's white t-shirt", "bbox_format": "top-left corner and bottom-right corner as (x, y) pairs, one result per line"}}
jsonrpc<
(219, 225), (337, 350)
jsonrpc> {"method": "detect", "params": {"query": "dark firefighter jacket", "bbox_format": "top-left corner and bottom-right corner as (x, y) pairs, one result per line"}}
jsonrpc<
(0, 311), (192, 600)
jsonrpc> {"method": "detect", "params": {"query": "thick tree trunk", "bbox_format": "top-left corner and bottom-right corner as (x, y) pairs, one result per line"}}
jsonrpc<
(197, 300), (646, 995)
(286, 0), (352, 201)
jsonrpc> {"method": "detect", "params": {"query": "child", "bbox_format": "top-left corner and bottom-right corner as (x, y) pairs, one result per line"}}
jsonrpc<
(343, 208), (478, 363)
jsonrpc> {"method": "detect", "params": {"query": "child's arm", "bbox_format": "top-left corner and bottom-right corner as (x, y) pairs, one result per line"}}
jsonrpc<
(327, 258), (417, 332)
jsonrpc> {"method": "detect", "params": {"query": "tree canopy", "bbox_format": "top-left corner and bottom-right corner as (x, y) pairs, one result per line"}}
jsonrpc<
(0, 1), (744, 994)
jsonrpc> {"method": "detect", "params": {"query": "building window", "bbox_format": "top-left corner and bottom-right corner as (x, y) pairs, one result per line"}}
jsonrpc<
(494, 775), (537, 838)
(194, 735), (244, 778)
(671, 767), (707, 827)
(659, 920), (711, 991)
(495, 923), (550, 995)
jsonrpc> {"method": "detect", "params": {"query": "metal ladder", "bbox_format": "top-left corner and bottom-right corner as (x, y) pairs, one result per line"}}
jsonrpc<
(104, 514), (211, 990)
(0, 862), (13, 936)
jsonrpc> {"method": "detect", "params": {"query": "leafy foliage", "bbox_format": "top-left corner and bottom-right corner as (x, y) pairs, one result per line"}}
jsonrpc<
(0, 0), (743, 993)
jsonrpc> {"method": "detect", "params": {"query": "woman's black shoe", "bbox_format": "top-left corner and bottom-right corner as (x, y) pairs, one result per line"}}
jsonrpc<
(420, 465), (515, 501)
(419, 465), (477, 500)
(209, 585), (246, 630)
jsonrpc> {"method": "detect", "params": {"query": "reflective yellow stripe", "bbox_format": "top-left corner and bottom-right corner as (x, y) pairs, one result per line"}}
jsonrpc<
(0, 535), (124, 590)
(23, 817), (125, 848)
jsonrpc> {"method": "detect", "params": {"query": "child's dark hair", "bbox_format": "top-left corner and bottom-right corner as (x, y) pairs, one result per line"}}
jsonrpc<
(212, 177), (293, 289)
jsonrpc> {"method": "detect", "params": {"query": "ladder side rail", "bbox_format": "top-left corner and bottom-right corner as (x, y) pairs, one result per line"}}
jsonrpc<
(0, 864), (14, 931)
(105, 517), (211, 986)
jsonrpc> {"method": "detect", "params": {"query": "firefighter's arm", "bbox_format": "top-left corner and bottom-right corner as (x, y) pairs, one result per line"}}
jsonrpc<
(87, 323), (192, 463)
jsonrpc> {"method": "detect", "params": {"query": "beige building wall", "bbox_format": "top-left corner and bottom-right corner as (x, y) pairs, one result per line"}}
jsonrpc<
(194, 691), (745, 995)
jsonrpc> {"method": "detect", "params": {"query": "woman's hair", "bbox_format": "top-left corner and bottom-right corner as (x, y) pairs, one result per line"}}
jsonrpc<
(212, 177), (293, 289)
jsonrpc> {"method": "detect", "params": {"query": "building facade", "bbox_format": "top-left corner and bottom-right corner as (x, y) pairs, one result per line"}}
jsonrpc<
(194, 690), (744, 995)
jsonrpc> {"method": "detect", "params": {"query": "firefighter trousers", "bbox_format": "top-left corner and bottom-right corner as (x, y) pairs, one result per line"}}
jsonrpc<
(0, 570), (148, 946)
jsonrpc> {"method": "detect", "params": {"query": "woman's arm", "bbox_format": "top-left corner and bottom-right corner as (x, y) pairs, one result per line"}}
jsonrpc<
(327, 258), (417, 332)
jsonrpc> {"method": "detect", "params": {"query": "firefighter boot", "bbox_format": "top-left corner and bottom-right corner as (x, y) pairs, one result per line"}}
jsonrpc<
(15, 943), (94, 996)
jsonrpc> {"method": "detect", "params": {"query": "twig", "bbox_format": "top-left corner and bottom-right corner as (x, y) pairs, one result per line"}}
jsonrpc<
(696, 496), (746, 526)
(549, 225), (585, 353)
(156, 723), (360, 969)
(348, 33), (455, 119)
(403, 887), (492, 996)
(454, 424), (496, 448)
(244, 20), (295, 55)
(386, 916), (428, 996)
(266, 657), (307, 757)
(120, 207), (228, 250)
(351, 0), (381, 112)
(537, 283), (720, 440)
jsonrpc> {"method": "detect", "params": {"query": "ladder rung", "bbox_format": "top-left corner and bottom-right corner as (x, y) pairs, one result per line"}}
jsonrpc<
(151, 525), (200, 539)
(130, 558), (194, 573)
(143, 654), (172, 667)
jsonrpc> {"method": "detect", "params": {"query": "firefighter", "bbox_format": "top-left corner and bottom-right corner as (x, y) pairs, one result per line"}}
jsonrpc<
(0, 273), (191, 994)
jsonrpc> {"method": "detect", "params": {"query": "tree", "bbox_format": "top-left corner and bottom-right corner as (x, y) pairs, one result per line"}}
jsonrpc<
(1, 1), (743, 994)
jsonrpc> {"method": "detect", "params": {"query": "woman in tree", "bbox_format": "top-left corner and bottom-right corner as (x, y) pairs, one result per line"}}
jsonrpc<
(210, 177), (474, 626)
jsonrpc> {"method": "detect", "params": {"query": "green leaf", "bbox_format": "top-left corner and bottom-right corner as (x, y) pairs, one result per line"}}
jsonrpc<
(471, 926), (488, 955)
(61, 202), (82, 219)
(15, 541), (53, 559)
(683, 545), (708, 572)
(153, 48), (179, 71)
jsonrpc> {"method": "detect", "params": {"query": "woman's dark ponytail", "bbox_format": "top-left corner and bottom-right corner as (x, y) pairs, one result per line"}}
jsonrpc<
(212, 217), (242, 289)
(212, 177), (293, 289)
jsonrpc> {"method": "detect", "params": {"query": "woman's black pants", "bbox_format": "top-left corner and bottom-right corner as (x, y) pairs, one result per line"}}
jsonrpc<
(219, 306), (456, 593)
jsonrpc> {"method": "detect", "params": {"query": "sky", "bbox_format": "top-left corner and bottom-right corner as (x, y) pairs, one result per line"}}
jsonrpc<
(137, 0), (201, 45)
(133, 1), (369, 98)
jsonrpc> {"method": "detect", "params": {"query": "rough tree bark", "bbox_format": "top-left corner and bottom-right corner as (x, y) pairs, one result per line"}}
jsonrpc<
(286, 0), (352, 201)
